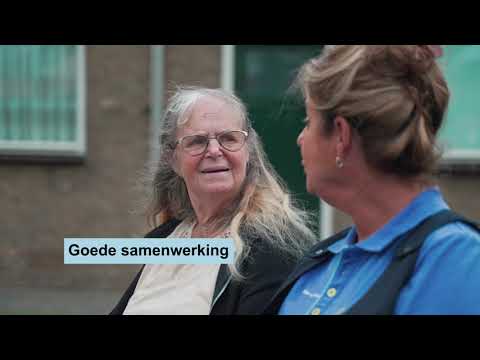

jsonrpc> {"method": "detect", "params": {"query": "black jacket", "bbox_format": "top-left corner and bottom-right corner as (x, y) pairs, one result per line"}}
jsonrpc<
(110, 219), (297, 315)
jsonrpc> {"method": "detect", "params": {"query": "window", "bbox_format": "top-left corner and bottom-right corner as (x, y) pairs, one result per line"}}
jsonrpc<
(0, 45), (86, 159)
(439, 45), (480, 164)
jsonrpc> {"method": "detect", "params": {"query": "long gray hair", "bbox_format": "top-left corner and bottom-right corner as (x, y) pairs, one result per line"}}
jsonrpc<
(145, 86), (316, 279)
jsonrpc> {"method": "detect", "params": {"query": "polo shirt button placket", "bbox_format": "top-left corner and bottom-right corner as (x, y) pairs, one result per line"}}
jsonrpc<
(327, 288), (337, 298)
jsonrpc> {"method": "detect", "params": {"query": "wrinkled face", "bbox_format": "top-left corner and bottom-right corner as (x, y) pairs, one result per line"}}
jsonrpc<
(173, 96), (249, 203)
(297, 97), (337, 196)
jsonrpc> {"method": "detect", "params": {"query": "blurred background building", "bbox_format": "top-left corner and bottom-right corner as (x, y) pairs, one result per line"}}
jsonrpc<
(1, 45), (479, 314)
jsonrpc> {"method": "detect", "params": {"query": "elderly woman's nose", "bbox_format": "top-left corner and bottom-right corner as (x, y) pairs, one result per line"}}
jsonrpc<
(205, 138), (222, 156)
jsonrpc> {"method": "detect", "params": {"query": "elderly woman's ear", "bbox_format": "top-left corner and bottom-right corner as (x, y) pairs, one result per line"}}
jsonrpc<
(169, 151), (182, 178)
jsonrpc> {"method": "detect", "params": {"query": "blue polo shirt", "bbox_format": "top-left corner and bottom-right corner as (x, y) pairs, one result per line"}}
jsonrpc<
(279, 188), (480, 315)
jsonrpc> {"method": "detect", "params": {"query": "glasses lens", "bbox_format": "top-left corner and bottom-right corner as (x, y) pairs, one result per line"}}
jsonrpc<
(218, 131), (246, 151)
(182, 135), (208, 155)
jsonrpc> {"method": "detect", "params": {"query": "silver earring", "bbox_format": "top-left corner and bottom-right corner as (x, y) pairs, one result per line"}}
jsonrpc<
(336, 156), (344, 169)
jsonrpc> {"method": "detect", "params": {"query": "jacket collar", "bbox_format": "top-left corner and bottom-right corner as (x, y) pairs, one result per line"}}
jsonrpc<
(210, 265), (232, 311)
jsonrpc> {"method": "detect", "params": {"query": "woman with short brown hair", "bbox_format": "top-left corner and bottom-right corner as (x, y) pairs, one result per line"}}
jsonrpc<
(265, 45), (480, 315)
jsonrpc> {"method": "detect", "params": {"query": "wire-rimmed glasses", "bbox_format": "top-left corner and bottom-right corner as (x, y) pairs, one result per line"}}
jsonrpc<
(172, 130), (249, 156)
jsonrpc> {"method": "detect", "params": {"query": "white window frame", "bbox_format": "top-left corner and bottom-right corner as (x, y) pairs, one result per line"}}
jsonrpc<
(441, 150), (480, 165)
(0, 45), (87, 158)
(221, 45), (334, 239)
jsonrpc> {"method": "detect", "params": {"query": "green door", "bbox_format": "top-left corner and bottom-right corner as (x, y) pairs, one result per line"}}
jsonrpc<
(235, 45), (324, 232)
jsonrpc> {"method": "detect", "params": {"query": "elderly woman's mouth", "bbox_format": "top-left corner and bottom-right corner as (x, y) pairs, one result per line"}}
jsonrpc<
(201, 167), (231, 174)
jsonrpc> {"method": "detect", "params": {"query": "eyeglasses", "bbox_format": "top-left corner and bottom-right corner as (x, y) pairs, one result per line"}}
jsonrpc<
(172, 130), (249, 156)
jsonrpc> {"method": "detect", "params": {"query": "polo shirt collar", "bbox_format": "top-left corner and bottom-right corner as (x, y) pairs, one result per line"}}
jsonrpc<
(328, 187), (449, 255)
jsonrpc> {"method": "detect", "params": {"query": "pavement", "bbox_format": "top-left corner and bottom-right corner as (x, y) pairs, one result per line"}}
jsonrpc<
(0, 287), (125, 315)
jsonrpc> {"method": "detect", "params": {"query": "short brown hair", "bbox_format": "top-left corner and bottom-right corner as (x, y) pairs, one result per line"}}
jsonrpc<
(296, 45), (450, 178)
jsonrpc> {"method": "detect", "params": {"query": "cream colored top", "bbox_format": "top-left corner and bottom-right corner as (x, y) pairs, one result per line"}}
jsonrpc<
(123, 220), (226, 315)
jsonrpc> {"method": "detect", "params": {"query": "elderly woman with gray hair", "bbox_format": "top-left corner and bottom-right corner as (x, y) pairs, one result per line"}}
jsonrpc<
(111, 86), (316, 315)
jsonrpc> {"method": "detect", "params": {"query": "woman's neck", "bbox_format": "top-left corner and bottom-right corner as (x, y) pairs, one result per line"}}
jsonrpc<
(191, 222), (228, 238)
(188, 192), (235, 237)
(331, 173), (428, 242)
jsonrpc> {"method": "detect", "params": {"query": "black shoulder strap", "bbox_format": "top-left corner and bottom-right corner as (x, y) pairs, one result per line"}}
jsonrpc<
(346, 209), (478, 315)
(307, 228), (352, 258)
(262, 228), (351, 315)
